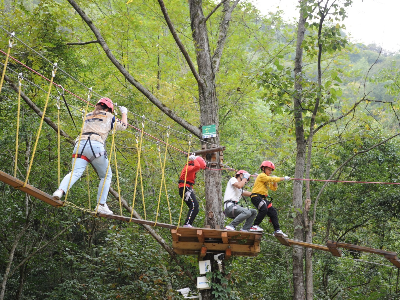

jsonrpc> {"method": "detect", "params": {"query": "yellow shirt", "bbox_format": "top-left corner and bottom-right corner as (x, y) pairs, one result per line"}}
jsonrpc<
(251, 173), (282, 196)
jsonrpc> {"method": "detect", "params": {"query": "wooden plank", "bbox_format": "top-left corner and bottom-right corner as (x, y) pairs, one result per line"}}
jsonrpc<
(197, 230), (205, 243)
(171, 229), (180, 242)
(221, 232), (228, 244)
(172, 241), (260, 254)
(337, 242), (397, 256)
(327, 241), (342, 257)
(0, 170), (63, 207)
(384, 254), (400, 268)
(288, 239), (330, 252)
(174, 248), (258, 257)
(275, 234), (291, 246)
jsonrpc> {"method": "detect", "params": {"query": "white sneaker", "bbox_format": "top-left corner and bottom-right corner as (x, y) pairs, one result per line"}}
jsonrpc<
(53, 189), (64, 200)
(274, 230), (288, 238)
(183, 224), (193, 228)
(97, 203), (113, 215)
(249, 225), (264, 232)
(225, 225), (235, 231)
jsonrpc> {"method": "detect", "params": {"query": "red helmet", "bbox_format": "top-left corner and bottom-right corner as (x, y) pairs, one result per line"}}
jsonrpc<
(260, 161), (275, 171)
(97, 97), (114, 112)
(236, 170), (249, 176)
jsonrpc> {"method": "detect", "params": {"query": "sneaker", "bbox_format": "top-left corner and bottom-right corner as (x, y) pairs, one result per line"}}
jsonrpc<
(225, 225), (235, 231)
(52, 189), (64, 200)
(183, 224), (193, 228)
(274, 229), (288, 238)
(97, 203), (113, 215)
(249, 225), (264, 232)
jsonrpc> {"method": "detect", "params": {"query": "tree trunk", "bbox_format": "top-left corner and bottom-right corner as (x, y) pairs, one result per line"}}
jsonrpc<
(292, 3), (307, 299)
(188, 0), (222, 230)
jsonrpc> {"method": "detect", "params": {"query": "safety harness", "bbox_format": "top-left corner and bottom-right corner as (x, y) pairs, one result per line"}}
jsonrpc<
(72, 133), (107, 163)
(251, 193), (273, 210)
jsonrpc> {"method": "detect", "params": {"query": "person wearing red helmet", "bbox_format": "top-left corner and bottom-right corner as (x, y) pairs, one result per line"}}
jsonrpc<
(249, 160), (291, 237)
(223, 170), (257, 231)
(52, 98), (128, 215)
(178, 155), (206, 227)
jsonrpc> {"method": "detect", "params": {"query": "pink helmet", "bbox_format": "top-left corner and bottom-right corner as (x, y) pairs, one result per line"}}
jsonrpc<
(97, 97), (114, 112)
(236, 170), (249, 176)
(260, 161), (275, 171)
(195, 156), (207, 170)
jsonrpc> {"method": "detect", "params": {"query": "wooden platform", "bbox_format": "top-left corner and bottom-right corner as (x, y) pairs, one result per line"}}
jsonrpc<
(275, 234), (400, 268)
(171, 227), (262, 258)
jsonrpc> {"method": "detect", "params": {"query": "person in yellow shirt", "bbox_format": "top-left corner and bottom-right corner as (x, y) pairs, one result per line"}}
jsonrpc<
(249, 161), (290, 237)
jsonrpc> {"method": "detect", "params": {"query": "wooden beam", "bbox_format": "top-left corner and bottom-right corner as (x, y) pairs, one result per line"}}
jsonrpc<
(384, 254), (400, 268)
(327, 241), (342, 257)
(171, 229), (180, 242)
(197, 230), (205, 243)
(221, 232), (228, 244)
(172, 241), (259, 254)
(336, 242), (398, 256)
(193, 146), (225, 155)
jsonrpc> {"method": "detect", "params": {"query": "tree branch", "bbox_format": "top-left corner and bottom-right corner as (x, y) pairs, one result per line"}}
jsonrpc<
(66, 40), (99, 45)
(157, 0), (205, 91)
(66, 0), (201, 138)
(212, 0), (240, 74)
(204, 0), (227, 23)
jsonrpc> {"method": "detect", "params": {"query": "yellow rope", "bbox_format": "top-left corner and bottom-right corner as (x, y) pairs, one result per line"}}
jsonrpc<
(94, 122), (116, 215)
(177, 139), (192, 228)
(0, 33), (14, 93)
(64, 88), (92, 204)
(56, 95), (61, 186)
(154, 132), (171, 226)
(24, 64), (57, 187)
(13, 74), (22, 178)
(130, 121), (145, 221)
(113, 136), (123, 216)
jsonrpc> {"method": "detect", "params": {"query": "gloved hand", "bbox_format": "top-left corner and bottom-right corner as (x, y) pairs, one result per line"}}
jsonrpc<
(189, 154), (196, 161)
(119, 106), (128, 114)
(283, 176), (291, 181)
(243, 173), (250, 180)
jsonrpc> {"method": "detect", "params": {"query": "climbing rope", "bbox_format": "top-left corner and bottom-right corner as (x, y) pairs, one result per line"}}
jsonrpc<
(24, 63), (57, 187)
(154, 132), (172, 226)
(56, 94), (61, 186)
(112, 130), (123, 216)
(64, 87), (92, 204)
(177, 139), (192, 228)
(130, 118), (145, 221)
(13, 73), (22, 178)
(86, 168), (91, 210)
(0, 32), (14, 93)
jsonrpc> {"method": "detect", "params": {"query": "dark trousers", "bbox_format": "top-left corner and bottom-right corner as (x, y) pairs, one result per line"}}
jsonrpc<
(251, 195), (280, 231)
(179, 186), (199, 226)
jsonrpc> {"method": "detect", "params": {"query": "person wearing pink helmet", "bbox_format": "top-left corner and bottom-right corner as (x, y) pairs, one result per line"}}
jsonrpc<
(249, 160), (291, 237)
(178, 154), (207, 227)
(52, 98), (128, 215)
(223, 170), (257, 231)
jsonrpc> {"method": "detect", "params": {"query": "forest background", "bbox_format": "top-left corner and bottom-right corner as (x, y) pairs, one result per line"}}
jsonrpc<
(1, 0), (400, 299)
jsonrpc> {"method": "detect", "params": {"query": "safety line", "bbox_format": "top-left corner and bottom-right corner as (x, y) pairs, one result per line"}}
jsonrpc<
(0, 33), (14, 93)
(177, 140), (192, 228)
(130, 124), (145, 221)
(291, 178), (400, 185)
(13, 74), (22, 178)
(23, 64), (57, 187)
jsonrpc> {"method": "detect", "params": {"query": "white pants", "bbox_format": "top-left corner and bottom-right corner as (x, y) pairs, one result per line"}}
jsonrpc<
(58, 140), (111, 204)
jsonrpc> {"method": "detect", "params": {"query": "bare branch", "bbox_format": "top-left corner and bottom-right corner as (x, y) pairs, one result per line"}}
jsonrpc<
(204, 0), (227, 23)
(66, 0), (201, 138)
(157, 0), (204, 90)
(66, 40), (99, 46)
(212, 0), (240, 73)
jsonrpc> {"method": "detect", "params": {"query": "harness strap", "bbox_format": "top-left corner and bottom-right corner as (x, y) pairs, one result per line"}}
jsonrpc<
(178, 179), (194, 186)
(72, 154), (91, 162)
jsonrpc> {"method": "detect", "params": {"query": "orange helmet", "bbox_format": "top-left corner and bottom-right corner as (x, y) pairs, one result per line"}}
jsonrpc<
(260, 161), (275, 171)
(97, 97), (114, 112)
